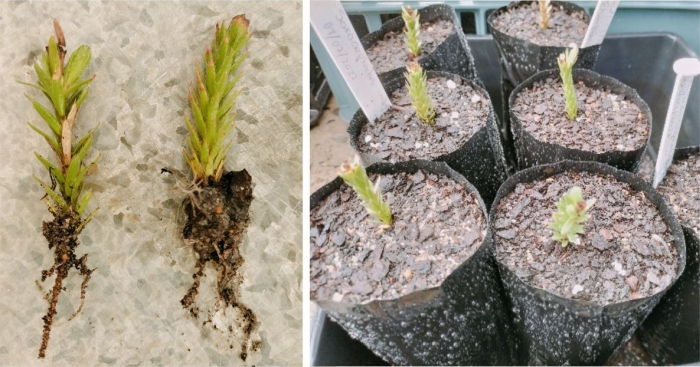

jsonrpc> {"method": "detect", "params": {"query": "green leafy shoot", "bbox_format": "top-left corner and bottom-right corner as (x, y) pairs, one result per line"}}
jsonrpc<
(22, 20), (98, 217)
(183, 15), (250, 185)
(338, 156), (392, 228)
(405, 62), (435, 125)
(402, 6), (421, 58)
(557, 43), (579, 120)
(550, 186), (596, 247)
(538, 0), (552, 29)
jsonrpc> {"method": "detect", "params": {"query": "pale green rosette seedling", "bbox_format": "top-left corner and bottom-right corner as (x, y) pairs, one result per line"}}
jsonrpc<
(405, 62), (435, 125)
(339, 156), (393, 228)
(538, 0), (552, 29)
(558, 43), (579, 120)
(550, 186), (596, 247)
(184, 15), (250, 185)
(21, 20), (99, 223)
(402, 6), (421, 58)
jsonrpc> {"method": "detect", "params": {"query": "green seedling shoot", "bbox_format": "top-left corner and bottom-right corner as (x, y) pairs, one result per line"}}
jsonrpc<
(550, 186), (596, 247)
(183, 15), (250, 184)
(538, 0), (552, 29)
(402, 6), (421, 58)
(405, 62), (435, 125)
(339, 156), (393, 228)
(558, 43), (579, 120)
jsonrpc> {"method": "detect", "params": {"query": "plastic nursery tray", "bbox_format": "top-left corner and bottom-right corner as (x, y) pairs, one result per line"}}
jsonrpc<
(310, 32), (700, 366)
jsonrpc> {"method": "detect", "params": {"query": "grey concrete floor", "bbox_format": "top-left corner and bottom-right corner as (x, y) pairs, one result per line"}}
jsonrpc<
(0, 1), (301, 365)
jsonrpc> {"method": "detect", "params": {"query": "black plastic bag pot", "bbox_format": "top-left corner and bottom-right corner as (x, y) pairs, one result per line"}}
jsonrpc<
(510, 69), (652, 172)
(361, 4), (482, 88)
(311, 160), (519, 366)
(490, 160), (687, 366)
(635, 146), (700, 365)
(348, 71), (508, 208)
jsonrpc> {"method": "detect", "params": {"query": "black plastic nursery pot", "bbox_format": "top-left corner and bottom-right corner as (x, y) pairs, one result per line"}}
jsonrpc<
(361, 4), (482, 88)
(509, 68), (652, 172)
(347, 71), (508, 208)
(310, 160), (519, 366)
(490, 160), (687, 366)
(634, 146), (700, 365)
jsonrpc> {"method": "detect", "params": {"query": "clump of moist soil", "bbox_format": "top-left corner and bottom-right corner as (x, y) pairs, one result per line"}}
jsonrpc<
(180, 169), (260, 361)
(490, 1), (588, 47)
(357, 76), (489, 162)
(366, 19), (453, 75)
(512, 77), (649, 153)
(310, 170), (486, 303)
(657, 153), (700, 235)
(493, 171), (678, 305)
(39, 210), (94, 358)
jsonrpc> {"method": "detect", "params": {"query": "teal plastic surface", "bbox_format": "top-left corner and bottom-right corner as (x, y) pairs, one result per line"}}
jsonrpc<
(311, 1), (700, 121)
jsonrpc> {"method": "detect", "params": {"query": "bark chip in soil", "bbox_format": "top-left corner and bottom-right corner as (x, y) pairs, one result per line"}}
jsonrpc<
(366, 19), (453, 75)
(512, 77), (649, 154)
(491, 1), (588, 47)
(657, 153), (700, 235)
(494, 170), (678, 305)
(310, 169), (486, 304)
(357, 76), (489, 162)
(180, 169), (261, 361)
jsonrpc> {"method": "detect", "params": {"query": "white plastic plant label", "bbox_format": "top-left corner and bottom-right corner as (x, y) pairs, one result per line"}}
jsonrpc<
(653, 58), (700, 188)
(580, 0), (620, 48)
(311, 0), (391, 121)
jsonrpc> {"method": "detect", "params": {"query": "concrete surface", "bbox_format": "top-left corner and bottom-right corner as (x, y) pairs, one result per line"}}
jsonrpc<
(0, 1), (302, 365)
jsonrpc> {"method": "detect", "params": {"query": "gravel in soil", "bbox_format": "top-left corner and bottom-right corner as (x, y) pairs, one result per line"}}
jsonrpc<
(512, 77), (649, 154)
(493, 171), (678, 305)
(367, 19), (453, 75)
(310, 170), (486, 304)
(357, 76), (489, 162)
(491, 1), (588, 47)
(657, 153), (700, 235)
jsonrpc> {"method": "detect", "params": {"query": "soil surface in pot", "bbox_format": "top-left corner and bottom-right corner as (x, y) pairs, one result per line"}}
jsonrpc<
(657, 153), (700, 235)
(512, 77), (649, 154)
(357, 76), (489, 162)
(310, 170), (486, 304)
(493, 171), (678, 305)
(367, 19), (453, 75)
(179, 170), (261, 361)
(491, 1), (588, 47)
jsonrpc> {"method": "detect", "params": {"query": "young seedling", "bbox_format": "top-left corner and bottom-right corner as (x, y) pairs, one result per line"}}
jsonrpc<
(405, 62), (435, 125)
(339, 156), (393, 228)
(20, 20), (98, 359)
(538, 0), (552, 29)
(550, 186), (596, 247)
(558, 43), (579, 120)
(178, 15), (261, 361)
(402, 6), (421, 58)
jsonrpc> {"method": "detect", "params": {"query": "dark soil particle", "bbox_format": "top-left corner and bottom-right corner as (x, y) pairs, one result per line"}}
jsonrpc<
(179, 170), (259, 361)
(493, 171), (678, 305)
(657, 153), (700, 235)
(491, 1), (588, 47)
(310, 170), (486, 304)
(357, 76), (489, 162)
(512, 77), (649, 154)
(366, 19), (453, 75)
(39, 210), (94, 359)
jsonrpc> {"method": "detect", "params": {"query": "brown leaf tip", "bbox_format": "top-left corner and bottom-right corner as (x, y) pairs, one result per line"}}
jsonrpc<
(231, 14), (250, 32)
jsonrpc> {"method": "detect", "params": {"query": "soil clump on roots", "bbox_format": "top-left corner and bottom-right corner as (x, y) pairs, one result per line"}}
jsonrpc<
(39, 210), (94, 358)
(180, 169), (260, 361)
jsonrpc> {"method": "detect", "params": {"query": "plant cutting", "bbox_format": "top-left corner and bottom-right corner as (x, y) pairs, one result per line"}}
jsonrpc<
(635, 147), (699, 364)
(21, 20), (99, 359)
(538, 0), (552, 29)
(509, 61), (652, 172)
(361, 4), (481, 85)
(491, 160), (686, 365)
(310, 159), (518, 365)
(348, 69), (507, 207)
(550, 186), (595, 247)
(176, 15), (261, 361)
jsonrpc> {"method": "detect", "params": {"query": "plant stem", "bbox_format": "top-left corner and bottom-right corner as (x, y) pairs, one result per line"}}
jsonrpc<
(558, 44), (579, 120)
(405, 62), (435, 125)
(402, 6), (421, 58)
